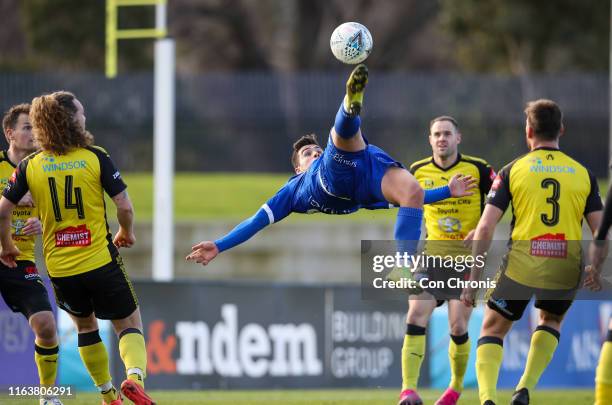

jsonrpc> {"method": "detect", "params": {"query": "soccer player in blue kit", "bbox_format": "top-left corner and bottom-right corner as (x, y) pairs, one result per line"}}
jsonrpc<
(187, 64), (476, 265)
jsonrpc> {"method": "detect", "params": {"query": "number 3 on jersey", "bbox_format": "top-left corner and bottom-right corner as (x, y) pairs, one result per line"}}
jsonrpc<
(540, 177), (560, 226)
(48, 175), (85, 221)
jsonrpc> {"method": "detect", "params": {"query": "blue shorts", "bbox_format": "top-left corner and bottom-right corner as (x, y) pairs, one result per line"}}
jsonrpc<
(319, 135), (404, 206)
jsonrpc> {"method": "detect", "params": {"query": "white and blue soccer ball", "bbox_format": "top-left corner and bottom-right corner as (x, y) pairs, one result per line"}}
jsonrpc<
(330, 22), (373, 64)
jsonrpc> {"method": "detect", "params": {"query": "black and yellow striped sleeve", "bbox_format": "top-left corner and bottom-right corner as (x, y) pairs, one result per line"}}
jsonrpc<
(478, 161), (495, 197)
(584, 169), (603, 215)
(409, 158), (430, 176)
(87, 146), (127, 198)
(596, 182), (612, 240)
(486, 162), (512, 212)
(2, 159), (29, 204)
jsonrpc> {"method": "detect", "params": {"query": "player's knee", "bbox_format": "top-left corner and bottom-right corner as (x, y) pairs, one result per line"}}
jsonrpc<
(539, 310), (563, 327)
(481, 311), (511, 338)
(449, 320), (468, 336)
(406, 315), (428, 328)
(30, 312), (57, 341)
(408, 180), (424, 202)
(36, 323), (57, 341)
(407, 307), (430, 327)
(73, 317), (99, 333)
(396, 178), (424, 207)
(111, 308), (143, 335)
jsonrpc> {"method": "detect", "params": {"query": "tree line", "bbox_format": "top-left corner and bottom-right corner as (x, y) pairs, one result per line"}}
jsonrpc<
(0, 0), (608, 74)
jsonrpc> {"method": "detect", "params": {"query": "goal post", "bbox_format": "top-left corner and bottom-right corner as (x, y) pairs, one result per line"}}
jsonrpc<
(106, 0), (175, 281)
(106, 0), (167, 79)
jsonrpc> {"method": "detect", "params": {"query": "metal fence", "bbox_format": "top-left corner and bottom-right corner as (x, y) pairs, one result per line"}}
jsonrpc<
(0, 72), (608, 176)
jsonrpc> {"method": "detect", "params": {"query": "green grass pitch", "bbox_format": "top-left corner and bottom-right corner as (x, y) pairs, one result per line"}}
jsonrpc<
(0, 389), (595, 404)
(108, 172), (399, 222)
(108, 172), (607, 223)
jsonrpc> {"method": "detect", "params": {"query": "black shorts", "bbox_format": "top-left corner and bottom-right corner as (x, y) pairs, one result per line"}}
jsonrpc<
(487, 272), (575, 321)
(50, 255), (138, 320)
(416, 262), (470, 306)
(0, 260), (53, 319)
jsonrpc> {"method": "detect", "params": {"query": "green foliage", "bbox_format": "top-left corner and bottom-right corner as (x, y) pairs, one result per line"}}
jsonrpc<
(7, 1), (609, 73)
(440, 0), (609, 73)
(105, 172), (398, 222)
(105, 173), (608, 223)
(19, 0), (153, 72)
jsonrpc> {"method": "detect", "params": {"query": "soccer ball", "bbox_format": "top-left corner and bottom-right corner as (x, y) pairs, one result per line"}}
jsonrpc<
(330, 22), (373, 64)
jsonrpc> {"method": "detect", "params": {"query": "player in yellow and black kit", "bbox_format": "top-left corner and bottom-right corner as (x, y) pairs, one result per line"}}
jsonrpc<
(0, 92), (155, 405)
(398, 116), (494, 405)
(1, 104), (64, 405)
(461, 100), (602, 405)
(587, 180), (612, 405)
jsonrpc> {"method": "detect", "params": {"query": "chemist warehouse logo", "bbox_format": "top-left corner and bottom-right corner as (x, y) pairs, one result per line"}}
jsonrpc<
(146, 304), (323, 378)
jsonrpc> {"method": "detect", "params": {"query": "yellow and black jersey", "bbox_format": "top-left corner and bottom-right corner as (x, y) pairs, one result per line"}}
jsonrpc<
(410, 153), (494, 255)
(3, 146), (127, 278)
(0, 151), (37, 262)
(487, 147), (602, 289)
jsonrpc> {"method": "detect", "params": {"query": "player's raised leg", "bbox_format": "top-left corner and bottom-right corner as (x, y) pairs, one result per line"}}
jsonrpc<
(333, 63), (424, 246)
(595, 318), (612, 405)
(69, 313), (122, 405)
(330, 64), (368, 152)
(111, 308), (155, 405)
(343, 63), (368, 117)
(436, 300), (472, 405)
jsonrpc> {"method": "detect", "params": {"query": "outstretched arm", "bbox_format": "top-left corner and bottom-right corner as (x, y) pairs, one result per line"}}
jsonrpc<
(461, 167), (510, 306)
(188, 179), (296, 266)
(376, 174), (477, 207)
(589, 198), (609, 278)
(585, 177), (606, 291)
(186, 208), (273, 266)
(1, 160), (30, 267)
(586, 210), (605, 291)
(187, 176), (298, 266)
(0, 197), (20, 267)
(420, 174), (477, 204)
(112, 190), (136, 248)
(418, 174), (477, 204)
(461, 204), (504, 306)
(595, 182), (612, 241)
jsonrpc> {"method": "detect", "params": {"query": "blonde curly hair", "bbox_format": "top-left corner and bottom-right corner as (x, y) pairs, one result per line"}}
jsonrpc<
(30, 91), (94, 155)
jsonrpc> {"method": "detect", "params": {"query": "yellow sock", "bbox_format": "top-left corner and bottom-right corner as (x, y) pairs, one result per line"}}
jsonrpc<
(401, 324), (426, 391)
(34, 343), (59, 386)
(77, 330), (115, 401)
(595, 335), (612, 405)
(516, 326), (559, 391)
(448, 334), (470, 392)
(119, 328), (147, 388)
(100, 387), (119, 403)
(476, 337), (504, 404)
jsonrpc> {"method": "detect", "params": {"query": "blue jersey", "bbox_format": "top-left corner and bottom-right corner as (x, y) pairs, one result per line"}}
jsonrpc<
(261, 135), (402, 224)
(214, 135), (453, 253)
